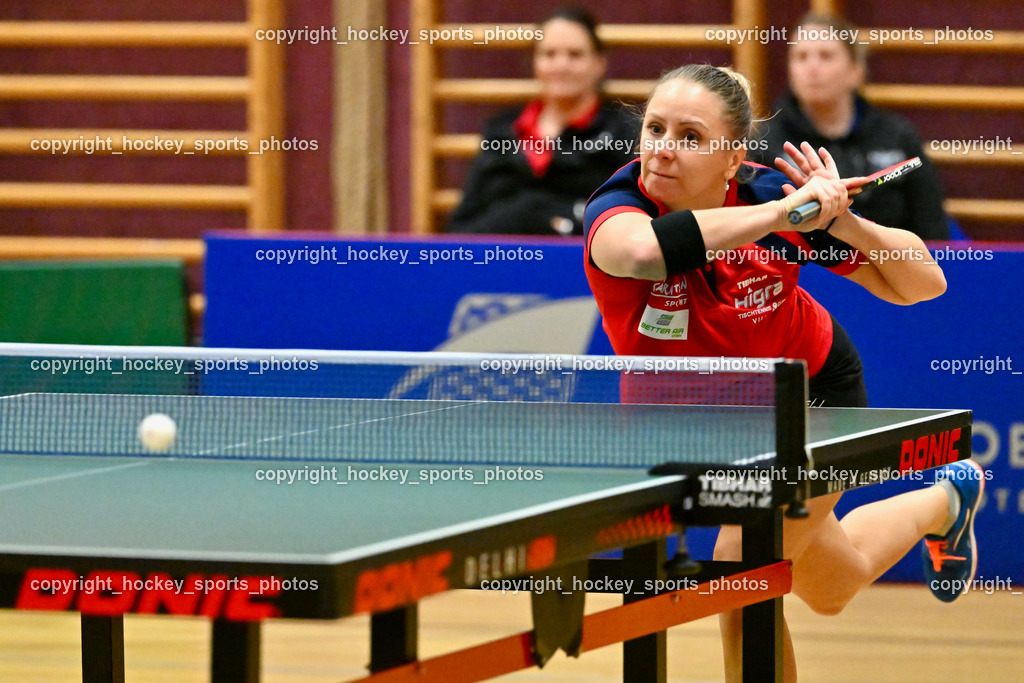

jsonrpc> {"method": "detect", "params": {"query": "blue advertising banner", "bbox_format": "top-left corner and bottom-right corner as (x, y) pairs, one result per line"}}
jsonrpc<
(205, 233), (611, 355)
(205, 233), (1021, 584)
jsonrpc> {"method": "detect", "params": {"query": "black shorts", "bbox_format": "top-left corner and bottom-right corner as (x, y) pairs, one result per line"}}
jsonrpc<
(808, 317), (868, 408)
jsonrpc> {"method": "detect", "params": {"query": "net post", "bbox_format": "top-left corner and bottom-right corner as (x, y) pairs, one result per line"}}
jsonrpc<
(773, 360), (809, 518)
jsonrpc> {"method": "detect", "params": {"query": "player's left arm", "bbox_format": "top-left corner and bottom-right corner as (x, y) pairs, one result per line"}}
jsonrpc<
(774, 140), (946, 305)
(828, 211), (947, 305)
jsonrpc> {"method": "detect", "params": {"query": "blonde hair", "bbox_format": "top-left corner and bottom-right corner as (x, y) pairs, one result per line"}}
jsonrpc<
(648, 64), (756, 142)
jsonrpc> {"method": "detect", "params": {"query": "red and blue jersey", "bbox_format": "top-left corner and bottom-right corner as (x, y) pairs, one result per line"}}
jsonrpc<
(583, 160), (865, 376)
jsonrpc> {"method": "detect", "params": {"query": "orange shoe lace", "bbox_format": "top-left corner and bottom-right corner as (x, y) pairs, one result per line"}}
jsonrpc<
(925, 538), (966, 572)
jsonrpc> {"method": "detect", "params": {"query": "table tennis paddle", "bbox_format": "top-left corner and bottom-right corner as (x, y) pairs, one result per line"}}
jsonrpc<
(787, 156), (923, 225)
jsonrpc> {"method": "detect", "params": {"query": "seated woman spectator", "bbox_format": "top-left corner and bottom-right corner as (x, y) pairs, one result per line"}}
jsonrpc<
(752, 13), (950, 239)
(446, 6), (637, 236)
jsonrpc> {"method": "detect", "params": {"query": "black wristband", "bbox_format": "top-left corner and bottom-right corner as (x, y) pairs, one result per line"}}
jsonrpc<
(650, 211), (707, 276)
(823, 216), (838, 233)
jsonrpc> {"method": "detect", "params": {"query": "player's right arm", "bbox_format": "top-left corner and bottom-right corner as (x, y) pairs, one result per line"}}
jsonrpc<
(589, 176), (847, 280)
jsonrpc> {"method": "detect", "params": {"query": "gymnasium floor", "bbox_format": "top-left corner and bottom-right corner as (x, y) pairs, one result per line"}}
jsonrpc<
(0, 585), (1018, 681)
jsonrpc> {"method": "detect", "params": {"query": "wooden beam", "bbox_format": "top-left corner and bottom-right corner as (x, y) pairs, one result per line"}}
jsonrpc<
(432, 188), (460, 213)
(945, 198), (1024, 222)
(0, 75), (250, 101)
(0, 183), (250, 210)
(865, 30), (1024, 53)
(433, 134), (480, 158)
(411, 0), (439, 233)
(434, 78), (653, 103)
(926, 144), (1024, 165)
(0, 236), (204, 262)
(247, 0), (287, 231)
(0, 129), (254, 155)
(0, 21), (250, 47)
(864, 84), (1024, 110)
(732, 0), (767, 111)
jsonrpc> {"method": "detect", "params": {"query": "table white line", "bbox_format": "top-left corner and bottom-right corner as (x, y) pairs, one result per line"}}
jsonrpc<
(196, 401), (483, 456)
(0, 460), (150, 493)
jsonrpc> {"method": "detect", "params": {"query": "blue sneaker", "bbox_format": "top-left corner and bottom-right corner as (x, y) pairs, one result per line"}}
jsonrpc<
(921, 459), (985, 603)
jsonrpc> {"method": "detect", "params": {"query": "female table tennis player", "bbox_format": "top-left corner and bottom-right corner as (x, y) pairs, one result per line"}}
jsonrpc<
(582, 63), (983, 681)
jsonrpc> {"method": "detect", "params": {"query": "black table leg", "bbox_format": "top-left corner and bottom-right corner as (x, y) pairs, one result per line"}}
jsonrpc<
(741, 509), (783, 682)
(81, 614), (125, 683)
(211, 620), (260, 683)
(622, 539), (667, 683)
(369, 604), (418, 672)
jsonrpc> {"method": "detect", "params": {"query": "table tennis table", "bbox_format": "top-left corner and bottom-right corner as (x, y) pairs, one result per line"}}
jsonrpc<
(0, 384), (971, 682)
(0, 343), (975, 683)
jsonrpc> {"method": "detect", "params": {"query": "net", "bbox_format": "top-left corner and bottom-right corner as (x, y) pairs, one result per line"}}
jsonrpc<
(0, 343), (801, 467)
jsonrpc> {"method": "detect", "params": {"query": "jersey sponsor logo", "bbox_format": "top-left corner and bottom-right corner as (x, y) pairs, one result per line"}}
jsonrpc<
(651, 280), (688, 297)
(736, 299), (786, 321)
(650, 281), (689, 307)
(898, 428), (962, 473)
(735, 274), (768, 289)
(15, 569), (280, 620)
(638, 305), (688, 340)
(734, 278), (783, 310)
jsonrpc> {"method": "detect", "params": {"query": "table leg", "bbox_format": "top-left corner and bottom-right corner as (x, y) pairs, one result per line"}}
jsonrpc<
(81, 614), (125, 683)
(369, 604), (418, 672)
(622, 539), (667, 683)
(741, 509), (783, 682)
(211, 620), (260, 683)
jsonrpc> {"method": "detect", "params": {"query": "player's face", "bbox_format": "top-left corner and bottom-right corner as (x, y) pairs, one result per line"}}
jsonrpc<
(788, 33), (863, 107)
(639, 79), (745, 212)
(533, 19), (605, 104)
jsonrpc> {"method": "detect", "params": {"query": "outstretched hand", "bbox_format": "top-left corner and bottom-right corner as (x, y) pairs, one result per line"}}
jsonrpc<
(776, 141), (870, 196)
(774, 141), (855, 231)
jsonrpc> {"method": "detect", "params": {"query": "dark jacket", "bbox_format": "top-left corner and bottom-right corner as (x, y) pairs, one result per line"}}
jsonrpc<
(752, 93), (949, 240)
(446, 101), (638, 235)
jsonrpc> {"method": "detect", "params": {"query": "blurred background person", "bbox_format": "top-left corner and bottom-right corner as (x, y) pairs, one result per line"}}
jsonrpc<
(446, 5), (637, 236)
(753, 13), (952, 240)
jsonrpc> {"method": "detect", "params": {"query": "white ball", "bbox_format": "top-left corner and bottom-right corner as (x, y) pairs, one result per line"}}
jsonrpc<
(138, 413), (177, 452)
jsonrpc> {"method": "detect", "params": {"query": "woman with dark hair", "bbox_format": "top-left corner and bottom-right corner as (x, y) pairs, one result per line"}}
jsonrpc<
(447, 6), (637, 235)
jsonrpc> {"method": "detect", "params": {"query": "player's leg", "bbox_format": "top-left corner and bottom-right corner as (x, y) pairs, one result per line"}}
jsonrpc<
(795, 460), (985, 610)
(790, 484), (948, 614)
(714, 493), (842, 683)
